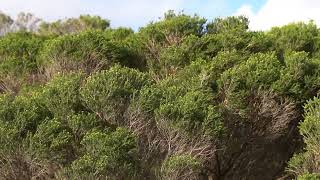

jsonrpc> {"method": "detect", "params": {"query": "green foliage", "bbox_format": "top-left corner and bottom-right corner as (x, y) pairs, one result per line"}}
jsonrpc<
(219, 52), (282, 114)
(268, 21), (319, 55)
(156, 88), (223, 136)
(39, 30), (138, 76)
(0, 122), (20, 153)
(206, 16), (249, 34)
(301, 97), (320, 145)
(0, 91), (50, 152)
(161, 155), (201, 179)
(138, 74), (223, 137)
(71, 128), (138, 179)
(207, 50), (246, 82)
(0, 87), (52, 138)
(298, 173), (320, 180)
(66, 113), (103, 142)
(0, 94), (15, 121)
(2, 11), (320, 180)
(105, 27), (134, 41)
(246, 31), (273, 53)
(28, 119), (74, 164)
(12, 92), (51, 136)
(138, 11), (206, 78)
(41, 72), (84, 117)
(197, 29), (253, 60)
(273, 51), (320, 99)
(140, 11), (206, 44)
(288, 97), (320, 177)
(0, 32), (45, 77)
(0, 31), (47, 92)
(81, 65), (151, 124)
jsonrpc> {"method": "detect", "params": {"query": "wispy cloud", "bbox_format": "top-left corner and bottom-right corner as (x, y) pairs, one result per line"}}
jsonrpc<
(235, 0), (320, 30)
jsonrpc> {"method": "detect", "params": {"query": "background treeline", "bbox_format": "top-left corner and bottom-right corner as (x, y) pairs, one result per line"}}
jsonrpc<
(0, 10), (320, 180)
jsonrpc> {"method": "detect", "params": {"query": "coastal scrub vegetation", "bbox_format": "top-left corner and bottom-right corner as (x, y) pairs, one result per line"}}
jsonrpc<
(0, 11), (320, 179)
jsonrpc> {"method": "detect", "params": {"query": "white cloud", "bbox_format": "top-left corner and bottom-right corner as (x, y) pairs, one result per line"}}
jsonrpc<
(0, 0), (184, 29)
(234, 4), (254, 19)
(235, 0), (320, 31)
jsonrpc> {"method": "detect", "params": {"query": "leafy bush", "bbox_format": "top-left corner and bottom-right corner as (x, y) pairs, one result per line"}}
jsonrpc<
(138, 75), (223, 137)
(268, 22), (319, 55)
(0, 32), (46, 76)
(28, 119), (74, 164)
(149, 35), (204, 78)
(298, 173), (320, 180)
(0, 32), (47, 92)
(273, 51), (320, 100)
(287, 97), (320, 177)
(218, 52), (282, 114)
(66, 113), (103, 142)
(161, 155), (201, 180)
(71, 127), (138, 179)
(41, 72), (84, 117)
(39, 30), (138, 77)
(2, 88), (52, 137)
(206, 16), (249, 34)
(139, 10), (206, 45)
(138, 11), (206, 78)
(0, 94), (15, 122)
(81, 65), (151, 125)
(2, 11), (320, 180)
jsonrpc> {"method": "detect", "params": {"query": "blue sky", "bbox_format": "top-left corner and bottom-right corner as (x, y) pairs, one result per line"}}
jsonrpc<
(180, 0), (266, 20)
(0, 0), (319, 31)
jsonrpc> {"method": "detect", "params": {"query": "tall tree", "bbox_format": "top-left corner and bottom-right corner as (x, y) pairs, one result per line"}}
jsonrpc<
(0, 12), (13, 36)
(11, 12), (43, 32)
(38, 15), (110, 35)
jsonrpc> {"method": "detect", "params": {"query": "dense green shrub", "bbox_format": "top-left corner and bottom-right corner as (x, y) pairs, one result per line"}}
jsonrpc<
(199, 16), (256, 59)
(28, 119), (74, 164)
(138, 11), (206, 78)
(206, 16), (249, 34)
(139, 11), (206, 45)
(0, 87), (52, 138)
(0, 32), (46, 76)
(81, 65), (151, 124)
(0, 94), (15, 121)
(71, 127), (138, 179)
(273, 51), (320, 99)
(218, 52), (282, 114)
(147, 35), (204, 78)
(298, 173), (320, 180)
(65, 113), (104, 142)
(0, 32), (47, 92)
(268, 22), (319, 55)
(0, 122), (20, 153)
(39, 30), (138, 77)
(287, 97), (320, 177)
(156, 88), (223, 136)
(2, 11), (320, 180)
(12, 92), (52, 136)
(104, 27), (134, 41)
(41, 72), (84, 117)
(161, 155), (201, 180)
(138, 75), (223, 137)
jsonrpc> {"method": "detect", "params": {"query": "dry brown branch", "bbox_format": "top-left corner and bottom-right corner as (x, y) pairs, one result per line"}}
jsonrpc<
(125, 105), (218, 179)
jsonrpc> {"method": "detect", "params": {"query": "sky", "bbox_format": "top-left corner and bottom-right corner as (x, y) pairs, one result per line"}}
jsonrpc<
(0, 0), (320, 31)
